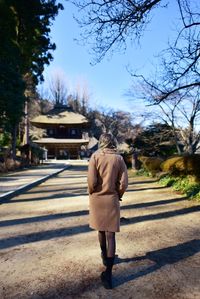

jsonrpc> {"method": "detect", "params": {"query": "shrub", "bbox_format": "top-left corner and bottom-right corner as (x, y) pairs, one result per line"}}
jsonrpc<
(5, 158), (15, 171)
(176, 155), (200, 178)
(161, 156), (182, 172)
(161, 155), (200, 179)
(0, 132), (11, 147)
(186, 185), (200, 198)
(139, 156), (163, 175)
(121, 153), (132, 168)
(0, 162), (6, 173)
(14, 160), (22, 170)
(172, 176), (200, 196)
(0, 158), (22, 172)
(193, 191), (200, 201)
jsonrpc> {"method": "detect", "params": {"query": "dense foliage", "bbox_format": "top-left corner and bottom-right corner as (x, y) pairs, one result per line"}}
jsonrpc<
(0, 0), (63, 157)
(133, 123), (178, 157)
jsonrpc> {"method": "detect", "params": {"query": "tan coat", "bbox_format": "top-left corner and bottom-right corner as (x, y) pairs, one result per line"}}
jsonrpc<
(87, 148), (128, 232)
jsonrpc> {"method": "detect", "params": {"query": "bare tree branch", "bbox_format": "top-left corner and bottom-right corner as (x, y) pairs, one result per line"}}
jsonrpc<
(72, 0), (162, 62)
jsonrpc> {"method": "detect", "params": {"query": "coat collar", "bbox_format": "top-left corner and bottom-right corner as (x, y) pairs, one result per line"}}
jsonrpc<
(101, 148), (117, 155)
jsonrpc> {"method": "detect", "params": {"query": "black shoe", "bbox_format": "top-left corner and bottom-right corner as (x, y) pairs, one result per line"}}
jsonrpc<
(101, 252), (107, 266)
(101, 271), (112, 289)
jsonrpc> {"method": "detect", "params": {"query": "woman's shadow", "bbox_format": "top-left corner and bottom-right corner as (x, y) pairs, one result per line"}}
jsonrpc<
(114, 239), (200, 287)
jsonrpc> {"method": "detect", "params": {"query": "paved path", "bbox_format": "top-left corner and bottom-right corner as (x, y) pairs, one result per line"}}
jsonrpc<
(0, 163), (200, 299)
(0, 162), (70, 201)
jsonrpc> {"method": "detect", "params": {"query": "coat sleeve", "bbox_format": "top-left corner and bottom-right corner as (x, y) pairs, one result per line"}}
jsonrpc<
(117, 157), (128, 198)
(87, 154), (98, 194)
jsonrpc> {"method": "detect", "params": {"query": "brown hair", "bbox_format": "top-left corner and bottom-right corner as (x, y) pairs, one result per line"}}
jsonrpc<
(99, 133), (117, 149)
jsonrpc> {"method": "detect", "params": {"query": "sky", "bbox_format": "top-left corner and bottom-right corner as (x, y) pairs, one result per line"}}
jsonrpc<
(41, 1), (180, 113)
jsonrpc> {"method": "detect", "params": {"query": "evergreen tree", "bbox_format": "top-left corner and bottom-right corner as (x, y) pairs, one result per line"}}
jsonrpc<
(0, 0), (63, 158)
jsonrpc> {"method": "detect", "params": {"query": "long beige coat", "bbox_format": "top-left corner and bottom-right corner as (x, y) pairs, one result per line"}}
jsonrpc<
(87, 148), (128, 232)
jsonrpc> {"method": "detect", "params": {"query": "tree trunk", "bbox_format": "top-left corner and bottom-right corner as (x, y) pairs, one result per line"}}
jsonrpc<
(173, 129), (182, 154)
(24, 100), (29, 144)
(11, 125), (17, 160)
(175, 142), (182, 155)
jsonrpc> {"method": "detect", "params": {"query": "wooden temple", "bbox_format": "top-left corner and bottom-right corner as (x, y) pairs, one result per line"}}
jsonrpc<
(31, 104), (90, 159)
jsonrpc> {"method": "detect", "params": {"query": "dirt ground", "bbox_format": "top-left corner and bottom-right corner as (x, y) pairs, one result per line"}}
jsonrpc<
(0, 162), (200, 299)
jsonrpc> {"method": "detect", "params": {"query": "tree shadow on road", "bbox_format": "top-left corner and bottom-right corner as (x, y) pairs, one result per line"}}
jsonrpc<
(126, 186), (169, 192)
(0, 204), (200, 250)
(33, 239), (200, 297)
(120, 205), (200, 226)
(58, 175), (87, 179)
(114, 239), (200, 287)
(121, 196), (187, 210)
(61, 165), (88, 172)
(0, 210), (89, 227)
(128, 179), (159, 185)
(0, 196), (190, 228)
(25, 186), (88, 194)
(0, 187), (88, 204)
(0, 224), (93, 250)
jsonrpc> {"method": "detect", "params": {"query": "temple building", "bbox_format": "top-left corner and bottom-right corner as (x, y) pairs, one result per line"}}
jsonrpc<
(31, 105), (90, 159)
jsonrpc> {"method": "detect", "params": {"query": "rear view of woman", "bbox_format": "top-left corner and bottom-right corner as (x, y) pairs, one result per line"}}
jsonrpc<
(87, 133), (128, 289)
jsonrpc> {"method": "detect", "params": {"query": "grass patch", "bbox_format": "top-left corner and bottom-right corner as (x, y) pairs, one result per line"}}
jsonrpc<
(129, 167), (200, 201)
(135, 168), (152, 177)
(159, 175), (178, 187)
(128, 168), (152, 178)
(159, 174), (200, 201)
(193, 191), (200, 200)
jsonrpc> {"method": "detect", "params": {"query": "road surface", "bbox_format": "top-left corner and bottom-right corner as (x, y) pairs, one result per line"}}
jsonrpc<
(0, 163), (200, 299)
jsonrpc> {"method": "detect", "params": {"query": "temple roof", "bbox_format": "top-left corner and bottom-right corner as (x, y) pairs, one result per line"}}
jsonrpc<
(31, 105), (89, 125)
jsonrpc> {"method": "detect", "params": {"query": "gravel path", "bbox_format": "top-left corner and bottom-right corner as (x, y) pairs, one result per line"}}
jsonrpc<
(0, 163), (200, 299)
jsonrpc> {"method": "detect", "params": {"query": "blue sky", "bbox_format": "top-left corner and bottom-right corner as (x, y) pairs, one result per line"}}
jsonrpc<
(42, 1), (179, 112)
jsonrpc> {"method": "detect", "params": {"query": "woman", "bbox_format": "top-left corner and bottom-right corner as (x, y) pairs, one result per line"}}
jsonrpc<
(87, 133), (128, 289)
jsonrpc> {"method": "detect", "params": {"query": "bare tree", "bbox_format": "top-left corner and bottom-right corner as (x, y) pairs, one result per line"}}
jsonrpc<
(159, 92), (200, 153)
(48, 70), (68, 105)
(129, 25), (200, 154)
(72, 0), (163, 62)
(125, 0), (200, 99)
(119, 0), (200, 154)
(75, 80), (90, 115)
(89, 106), (137, 143)
(130, 83), (200, 154)
(72, 1), (200, 63)
(73, 0), (200, 96)
(68, 79), (90, 115)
